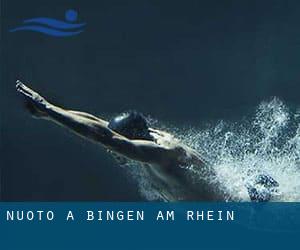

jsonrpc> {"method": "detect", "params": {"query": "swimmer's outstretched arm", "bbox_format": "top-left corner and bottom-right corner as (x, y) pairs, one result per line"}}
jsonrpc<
(16, 81), (175, 165)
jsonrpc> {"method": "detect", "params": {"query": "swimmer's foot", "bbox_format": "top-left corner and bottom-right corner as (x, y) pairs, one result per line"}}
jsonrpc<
(16, 80), (49, 118)
(246, 174), (279, 202)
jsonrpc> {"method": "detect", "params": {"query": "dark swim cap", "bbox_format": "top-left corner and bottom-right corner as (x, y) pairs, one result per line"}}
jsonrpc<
(108, 111), (153, 140)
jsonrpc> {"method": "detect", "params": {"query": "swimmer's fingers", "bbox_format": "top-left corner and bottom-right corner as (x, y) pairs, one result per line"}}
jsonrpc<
(16, 80), (46, 104)
(16, 80), (41, 100)
(16, 80), (35, 99)
(16, 80), (49, 114)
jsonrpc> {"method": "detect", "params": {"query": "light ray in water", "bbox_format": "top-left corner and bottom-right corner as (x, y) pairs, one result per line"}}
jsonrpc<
(123, 98), (300, 201)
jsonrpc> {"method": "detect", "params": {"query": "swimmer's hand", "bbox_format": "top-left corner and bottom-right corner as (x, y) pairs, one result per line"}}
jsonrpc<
(16, 80), (49, 118)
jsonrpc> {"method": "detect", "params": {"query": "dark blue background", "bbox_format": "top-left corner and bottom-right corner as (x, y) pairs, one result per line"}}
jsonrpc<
(2, 0), (300, 200)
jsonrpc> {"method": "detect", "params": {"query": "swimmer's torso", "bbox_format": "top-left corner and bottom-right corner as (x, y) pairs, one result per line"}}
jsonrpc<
(144, 129), (225, 201)
(145, 160), (225, 201)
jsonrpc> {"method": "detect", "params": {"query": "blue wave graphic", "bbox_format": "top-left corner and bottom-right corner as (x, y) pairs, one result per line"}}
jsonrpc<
(10, 25), (84, 37)
(23, 18), (85, 29)
(9, 9), (85, 37)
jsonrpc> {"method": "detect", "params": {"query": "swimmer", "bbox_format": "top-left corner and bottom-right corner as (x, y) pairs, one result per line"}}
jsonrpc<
(16, 80), (278, 201)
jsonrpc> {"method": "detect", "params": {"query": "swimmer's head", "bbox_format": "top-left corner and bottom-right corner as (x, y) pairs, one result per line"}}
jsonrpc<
(108, 111), (153, 141)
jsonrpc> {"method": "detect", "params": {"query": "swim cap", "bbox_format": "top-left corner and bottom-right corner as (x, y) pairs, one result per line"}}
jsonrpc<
(108, 111), (153, 140)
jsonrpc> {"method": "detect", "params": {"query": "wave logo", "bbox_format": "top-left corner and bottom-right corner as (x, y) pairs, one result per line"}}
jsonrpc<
(9, 9), (85, 37)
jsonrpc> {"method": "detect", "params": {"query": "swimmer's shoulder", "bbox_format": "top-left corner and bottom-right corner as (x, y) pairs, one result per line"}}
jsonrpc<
(167, 143), (206, 167)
